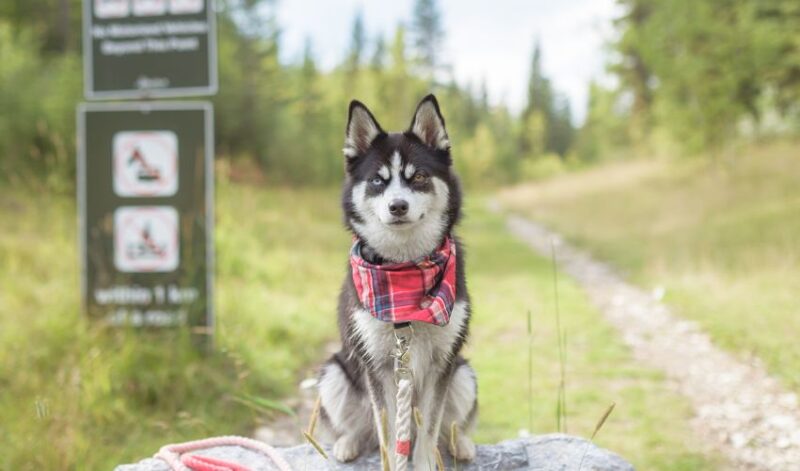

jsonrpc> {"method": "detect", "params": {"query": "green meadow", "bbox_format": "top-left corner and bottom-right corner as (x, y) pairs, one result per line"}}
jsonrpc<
(0, 172), (720, 469)
(499, 141), (800, 394)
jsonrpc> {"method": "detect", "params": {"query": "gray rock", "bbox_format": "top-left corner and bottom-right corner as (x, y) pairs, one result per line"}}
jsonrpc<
(115, 434), (634, 470)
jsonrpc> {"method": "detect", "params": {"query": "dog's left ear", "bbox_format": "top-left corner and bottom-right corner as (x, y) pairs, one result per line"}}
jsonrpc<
(344, 100), (385, 159)
(408, 94), (450, 151)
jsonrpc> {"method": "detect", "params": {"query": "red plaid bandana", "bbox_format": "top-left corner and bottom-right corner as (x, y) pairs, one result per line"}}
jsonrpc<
(350, 236), (457, 326)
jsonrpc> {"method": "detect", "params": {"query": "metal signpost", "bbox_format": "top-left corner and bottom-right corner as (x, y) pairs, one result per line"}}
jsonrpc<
(83, 0), (217, 99)
(77, 102), (213, 332)
(78, 0), (217, 337)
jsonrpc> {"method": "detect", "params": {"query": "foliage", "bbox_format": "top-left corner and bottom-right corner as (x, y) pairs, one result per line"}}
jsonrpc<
(572, 82), (631, 163)
(0, 0), (581, 189)
(0, 22), (81, 190)
(519, 41), (575, 160)
(0, 181), (345, 469)
(601, 0), (800, 155)
(0, 0), (82, 53)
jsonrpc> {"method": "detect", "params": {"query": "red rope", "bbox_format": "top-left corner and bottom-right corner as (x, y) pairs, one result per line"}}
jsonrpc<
(180, 454), (250, 471)
(155, 436), (292, 471)
(395, 439), (411, 457)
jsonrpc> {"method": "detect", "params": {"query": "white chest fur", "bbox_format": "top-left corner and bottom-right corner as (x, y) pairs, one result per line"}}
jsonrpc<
(350, 300), (469, 389)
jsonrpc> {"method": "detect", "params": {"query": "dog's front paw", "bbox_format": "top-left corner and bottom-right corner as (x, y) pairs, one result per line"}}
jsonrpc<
(452, 435), (476, 462)
(333, 435), (361, 462)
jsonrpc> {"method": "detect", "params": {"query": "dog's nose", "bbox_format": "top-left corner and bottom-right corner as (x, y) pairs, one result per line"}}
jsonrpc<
(388, 199), (409, 216)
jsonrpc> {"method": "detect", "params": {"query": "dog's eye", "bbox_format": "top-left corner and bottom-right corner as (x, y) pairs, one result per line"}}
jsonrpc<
(412, 172), (428, 184)
(370, 177), (384, 186)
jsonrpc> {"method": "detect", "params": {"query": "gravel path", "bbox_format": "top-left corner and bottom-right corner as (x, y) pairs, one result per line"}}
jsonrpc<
(505, 214), (800, 471)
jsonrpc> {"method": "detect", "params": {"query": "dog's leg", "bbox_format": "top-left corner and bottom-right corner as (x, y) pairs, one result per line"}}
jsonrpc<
(318, 354), (375, 462)
(412, 371), (449, 470)
(367, 370), (399, 470)
(439, 359), (478, 461)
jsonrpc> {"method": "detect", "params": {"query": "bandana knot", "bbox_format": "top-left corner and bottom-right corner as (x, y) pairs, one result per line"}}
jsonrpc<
(350, 236), (457, 326)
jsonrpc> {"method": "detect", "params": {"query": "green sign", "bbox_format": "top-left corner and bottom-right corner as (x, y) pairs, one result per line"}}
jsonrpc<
(77, 102), (213, 333)
(83, 0), (217, 99)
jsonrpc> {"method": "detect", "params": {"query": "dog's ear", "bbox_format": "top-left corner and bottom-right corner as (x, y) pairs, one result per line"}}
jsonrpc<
(408, 94), (450, 151)
(343, 100), (385, 159)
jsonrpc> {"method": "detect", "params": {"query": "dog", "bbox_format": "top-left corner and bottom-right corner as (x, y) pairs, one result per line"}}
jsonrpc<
(317, 94), (477, 469)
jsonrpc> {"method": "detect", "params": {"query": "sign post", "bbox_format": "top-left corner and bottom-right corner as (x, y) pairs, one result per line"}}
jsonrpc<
(79, 0), (217, 338)
(83, 0), (217, 99)
(77, 102), (213, 335)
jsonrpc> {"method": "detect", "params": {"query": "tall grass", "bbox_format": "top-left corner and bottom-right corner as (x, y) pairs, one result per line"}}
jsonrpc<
(467, 200), (720, 470)
(0, 183), (721, 470)
(578, 402), (616, 470)
(527, 309), (533, 434)
(551, 240), (567, 434)
(498, 141), (800, 393)
(0, 182), (345, 469)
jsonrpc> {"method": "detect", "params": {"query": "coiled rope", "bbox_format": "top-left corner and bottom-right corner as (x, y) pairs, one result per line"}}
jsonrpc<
(155, 435), (293, 471)
(156, 325), (416, 471)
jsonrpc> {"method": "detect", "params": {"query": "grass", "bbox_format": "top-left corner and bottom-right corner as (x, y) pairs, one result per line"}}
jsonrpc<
(498, 140), (800, 393)
(0, 177), (347, 470)
(0, 174), (718, 469)
(462, 201), (719, 470)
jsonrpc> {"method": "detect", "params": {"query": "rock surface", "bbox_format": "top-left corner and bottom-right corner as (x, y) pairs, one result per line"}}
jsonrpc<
(115, 434), (633, 470)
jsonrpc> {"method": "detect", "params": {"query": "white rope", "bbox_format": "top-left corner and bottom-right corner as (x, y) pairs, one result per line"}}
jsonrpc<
(392, 324), (414, 471)
(395, 376), (413, 471)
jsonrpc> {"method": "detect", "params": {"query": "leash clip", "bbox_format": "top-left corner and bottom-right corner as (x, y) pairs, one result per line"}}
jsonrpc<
(392, 324), (414, 385)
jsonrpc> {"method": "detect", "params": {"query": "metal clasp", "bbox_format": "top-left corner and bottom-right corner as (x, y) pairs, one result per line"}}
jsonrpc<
(392, 324), (414, 385)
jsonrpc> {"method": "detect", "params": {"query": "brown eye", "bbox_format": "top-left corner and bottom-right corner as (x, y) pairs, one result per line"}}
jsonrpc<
(412, 172), (428, 184)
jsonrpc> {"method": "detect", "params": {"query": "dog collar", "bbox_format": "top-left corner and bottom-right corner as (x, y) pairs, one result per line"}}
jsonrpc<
(350, 236), (457, 326)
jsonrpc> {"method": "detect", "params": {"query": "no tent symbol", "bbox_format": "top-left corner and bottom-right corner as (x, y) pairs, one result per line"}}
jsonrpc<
(114, 206), (179, 273)
(113, 130), (178, 197)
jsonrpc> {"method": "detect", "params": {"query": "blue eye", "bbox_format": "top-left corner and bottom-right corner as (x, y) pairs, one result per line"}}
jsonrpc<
(371, 177), (384, 186)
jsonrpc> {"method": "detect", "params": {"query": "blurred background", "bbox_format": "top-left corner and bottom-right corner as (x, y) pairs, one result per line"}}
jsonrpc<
(1, 0), (799, 469)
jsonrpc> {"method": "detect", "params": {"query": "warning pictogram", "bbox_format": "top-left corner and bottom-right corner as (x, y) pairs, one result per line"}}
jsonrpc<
(94, 0), (129, 18)
(132, 0), (167, 17)
(113, 130), (178, 197)
(94, 0), (204, 18)
(114, 206), (179, 272)
(169, 0), (204, 14)
(79, 103), (212, 331)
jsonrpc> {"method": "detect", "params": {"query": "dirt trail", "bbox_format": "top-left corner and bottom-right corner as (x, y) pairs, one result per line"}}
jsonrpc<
(505, 214), (800, 470)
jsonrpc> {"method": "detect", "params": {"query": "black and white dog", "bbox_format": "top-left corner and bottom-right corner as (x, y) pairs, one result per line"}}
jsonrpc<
(318, 95), (477, 469)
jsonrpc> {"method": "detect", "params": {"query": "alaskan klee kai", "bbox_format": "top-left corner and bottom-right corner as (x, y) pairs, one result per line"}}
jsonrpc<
(318, 95), (477, 469)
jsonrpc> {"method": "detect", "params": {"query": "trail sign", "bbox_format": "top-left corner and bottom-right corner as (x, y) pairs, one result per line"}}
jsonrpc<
(83, 0), (217, 99)
(78, 102), (213, 333)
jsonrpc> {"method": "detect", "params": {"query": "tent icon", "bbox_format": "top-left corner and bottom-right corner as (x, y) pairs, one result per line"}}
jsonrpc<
(127, 147), (162, 182)
(126, 223), (167, 259)
(113, 130), (178, 197)
(114, 206), (179, 272)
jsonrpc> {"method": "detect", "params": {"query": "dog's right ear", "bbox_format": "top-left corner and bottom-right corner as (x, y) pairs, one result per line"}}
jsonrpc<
(343, 100), (385, 159)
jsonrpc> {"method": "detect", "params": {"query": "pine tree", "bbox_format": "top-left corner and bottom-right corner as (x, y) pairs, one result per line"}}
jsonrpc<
(347, 11), (366, 73)
(387, 25), (412, 125)
(548, 95), (574, 158)
(524, 41), (553, 121)
(410, 0), (445, 78)
(519, 40), (574, 158)
(370, 36), (387, 72)
(610, 0), (653, 130)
